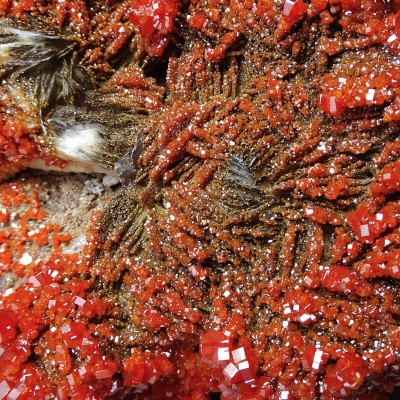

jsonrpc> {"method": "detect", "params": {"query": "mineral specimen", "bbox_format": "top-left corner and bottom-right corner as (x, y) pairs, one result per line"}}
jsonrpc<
(0, 0), (400, 399)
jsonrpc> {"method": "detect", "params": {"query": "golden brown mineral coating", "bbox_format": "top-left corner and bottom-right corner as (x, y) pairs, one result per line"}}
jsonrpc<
(0, 1), (400, 399)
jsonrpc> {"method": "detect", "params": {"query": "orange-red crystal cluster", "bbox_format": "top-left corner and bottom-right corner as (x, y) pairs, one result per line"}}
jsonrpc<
(318, 68), (400, 119)
(129, 0), (183, 56)
(0, 110), (40, 180)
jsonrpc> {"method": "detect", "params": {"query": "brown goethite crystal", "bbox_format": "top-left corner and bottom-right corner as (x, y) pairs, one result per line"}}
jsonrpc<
(0, 0), (400, 399)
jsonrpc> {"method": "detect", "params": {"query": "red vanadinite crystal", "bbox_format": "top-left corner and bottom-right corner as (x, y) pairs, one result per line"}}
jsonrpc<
(347, 199), (400, 244)
(341, 0), (360, 12)
(129, 0), (181, 56)
(0, 117), (40, 179)
(200, 330), (233, 366)
(301, 345), (329, 373)
(277, 0), (308, 35)
(317, 93), (346, 117)
(199, 331), (258, 387)
(130, 0), (178, 36)
(320, 265), (374, 297)
(0, 310), (17, 343)
(282, 0), (308, 24)
(324, 352), (368, 398)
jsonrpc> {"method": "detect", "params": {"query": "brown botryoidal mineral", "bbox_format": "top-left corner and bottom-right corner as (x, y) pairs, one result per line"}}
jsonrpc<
(0, 1), (400, 399)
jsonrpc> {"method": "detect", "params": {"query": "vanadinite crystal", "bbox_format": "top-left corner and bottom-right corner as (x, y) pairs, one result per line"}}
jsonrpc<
(0, 0), (400, 399)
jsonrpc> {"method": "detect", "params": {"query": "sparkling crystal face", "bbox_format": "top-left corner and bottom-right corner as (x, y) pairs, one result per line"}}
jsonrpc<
(0, 1), (400, 399)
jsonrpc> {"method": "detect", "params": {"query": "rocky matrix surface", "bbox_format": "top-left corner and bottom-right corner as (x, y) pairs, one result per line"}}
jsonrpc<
(0, 1), (400, 399)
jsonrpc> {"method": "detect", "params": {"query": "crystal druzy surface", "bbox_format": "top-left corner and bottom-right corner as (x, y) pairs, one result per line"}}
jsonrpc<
(0, 1), (400, 399)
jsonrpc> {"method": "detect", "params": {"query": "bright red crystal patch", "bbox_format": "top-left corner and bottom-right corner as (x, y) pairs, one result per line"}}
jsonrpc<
(318, 93), (346, 117)
(282, 0), (308, 23)
(320, 265), (374, 297)
(301, 345), (329, 373)
(200, 330), (233, 365)
(129, 0), (180, 56)
(0, 310), (17, 343)
(130, 0), (178, 36)
(324, 352), (368, 398)
(347, 199), (400, 244)
(199, 331), (258, 385)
